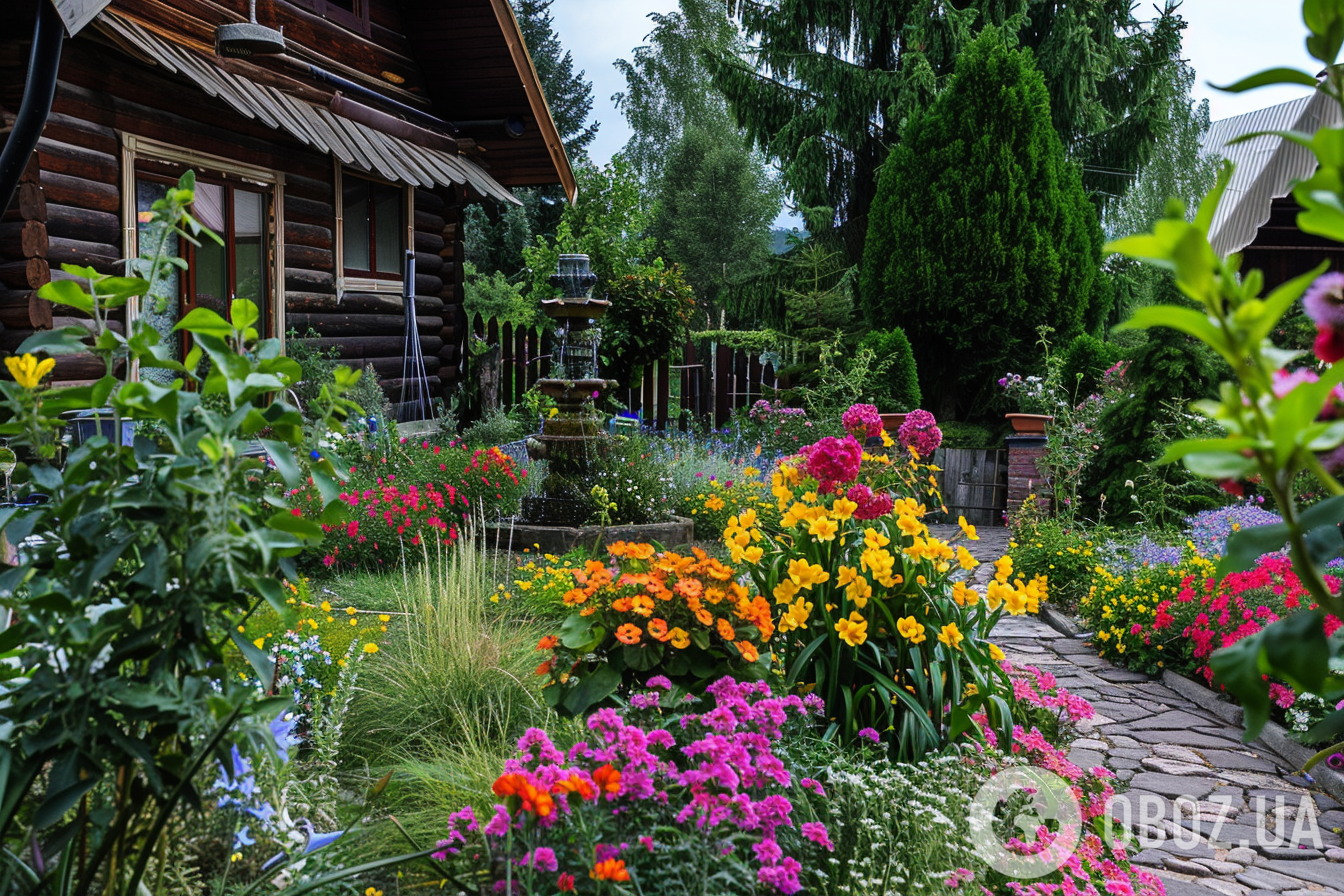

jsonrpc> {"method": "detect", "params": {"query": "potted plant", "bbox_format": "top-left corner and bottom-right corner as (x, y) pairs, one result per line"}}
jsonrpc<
(998, 372), (1054, 433)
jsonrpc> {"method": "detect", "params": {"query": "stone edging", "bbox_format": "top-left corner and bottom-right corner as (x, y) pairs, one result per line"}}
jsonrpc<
(1035, 605), (1344, 804)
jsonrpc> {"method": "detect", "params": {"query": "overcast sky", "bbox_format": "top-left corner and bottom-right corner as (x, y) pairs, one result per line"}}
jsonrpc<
(550, 0), (1316, 222)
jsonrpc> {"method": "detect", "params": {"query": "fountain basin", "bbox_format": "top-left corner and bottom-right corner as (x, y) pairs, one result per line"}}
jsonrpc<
(485, 516), (695, 555)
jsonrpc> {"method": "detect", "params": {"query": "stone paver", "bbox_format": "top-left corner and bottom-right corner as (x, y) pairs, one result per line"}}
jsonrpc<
(991, 613), (1344, 894)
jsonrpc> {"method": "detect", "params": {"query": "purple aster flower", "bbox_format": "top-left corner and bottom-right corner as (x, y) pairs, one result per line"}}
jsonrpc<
(856, 727), (880, 744)
(1304, 272), (1344, 329)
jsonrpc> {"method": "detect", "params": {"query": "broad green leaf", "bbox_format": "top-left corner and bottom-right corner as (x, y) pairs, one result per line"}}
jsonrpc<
(15, 326), (90, 356)
(261, 439), (302, 488)
(1213, 67), (1321, 92)
(230, 299), (260, 333)
(174, 307), (233, 340)
(562, 663), (621, 715)
(1156, 436), (1258, 466)
(36, 279), (95, 314)
(1263, 610), (1332, 695)
(1194, 161), (1234, 237)
(1182, 451), (1257, 480)
(1248, 263), (1329, 346)
(230, 629), (276, 694)
(1219, 521), (1291, 576)
(266, 511), (324, 542)
(1208, 634), (1272, 739)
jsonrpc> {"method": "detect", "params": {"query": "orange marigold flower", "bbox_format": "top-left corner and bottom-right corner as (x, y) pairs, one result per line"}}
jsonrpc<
(736, 640), (760, 662)
(492, 773), (527, 797)
(563, 588), (589, 606)
(612, 596), (634, 613)
(615, 623), (642, 645)
(536, 635), (559, 651)
(626, 543), (656, 560)
(607, 541), (631, 558)
(716, 618), (737, 641)
(694, 607), (714, 627)
(668, 627), (691, 649)
(552, 774), (597, 800)
(591, 859), (630, 882)
(535, 660), (552, 676)
(630, 594), (655, 617)
(673, 578), (703, 599)
(592, 764), (621, 795)
(518, 782), (554, 818)
(647, 618), (670, 640)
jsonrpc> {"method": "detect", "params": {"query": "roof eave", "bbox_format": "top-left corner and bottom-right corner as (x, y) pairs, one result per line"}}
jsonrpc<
(486, 0), (577, 204)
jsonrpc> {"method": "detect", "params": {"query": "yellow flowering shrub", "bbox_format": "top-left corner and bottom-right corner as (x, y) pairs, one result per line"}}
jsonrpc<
(737, 433), (1043, 758)
(674, 466), (779, 539)
(1079, 552), (1216, 675)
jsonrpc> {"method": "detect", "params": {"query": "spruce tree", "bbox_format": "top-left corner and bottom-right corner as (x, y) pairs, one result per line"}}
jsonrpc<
(859, 29), (1101, 419)
(704, 0), (1187, 261)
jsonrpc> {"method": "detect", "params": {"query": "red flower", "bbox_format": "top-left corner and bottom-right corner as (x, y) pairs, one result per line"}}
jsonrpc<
(1316, 325), (1344, 363)
(557, 873), (575, 892)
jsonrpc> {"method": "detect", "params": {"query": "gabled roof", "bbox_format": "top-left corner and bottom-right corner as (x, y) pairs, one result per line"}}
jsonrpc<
(403, 0), (577, 203)
(1204, 91), (1343, 256)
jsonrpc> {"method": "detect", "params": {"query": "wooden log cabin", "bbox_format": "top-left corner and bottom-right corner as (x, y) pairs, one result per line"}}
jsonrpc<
(0, 0), (574, 402)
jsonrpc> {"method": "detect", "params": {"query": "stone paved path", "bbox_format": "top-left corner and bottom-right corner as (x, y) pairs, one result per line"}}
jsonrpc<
(990, 612), (1344, 895)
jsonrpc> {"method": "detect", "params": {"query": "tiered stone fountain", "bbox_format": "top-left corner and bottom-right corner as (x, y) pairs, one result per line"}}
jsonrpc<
(487, 254), (692, 553)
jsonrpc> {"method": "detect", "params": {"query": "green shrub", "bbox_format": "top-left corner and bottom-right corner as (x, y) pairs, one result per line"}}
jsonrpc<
(859, 327), (921, 412)
(462, 405), (529, 446)
(1009, 510), (1106, 613)
(939, 421), (993, 450)
(1059, 333), (1122, 399)
(859, 28), (1103, 418)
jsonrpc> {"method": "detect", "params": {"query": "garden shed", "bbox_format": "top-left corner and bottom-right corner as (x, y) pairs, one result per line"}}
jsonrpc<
(1204, 91), (1344, 288)
(0, 0), (573, 403)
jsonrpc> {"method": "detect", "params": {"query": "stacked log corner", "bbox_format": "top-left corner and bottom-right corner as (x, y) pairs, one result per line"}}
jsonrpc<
(1, 41), (127, 385)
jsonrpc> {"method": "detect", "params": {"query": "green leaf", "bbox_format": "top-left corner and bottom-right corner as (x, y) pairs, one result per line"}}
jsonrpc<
(174, 307), (234, 340)
(261, 440), (302, 488)
(266, 511), (324, 542)
(1182, 452), (1258, 480)
(559, 613), (598, 650)
(1208, 633), (1272, 739)
(36, 279), (95, 314)
(230, 299), (260, 334)
(1195, 161), (1234, 237)
(230, 629), (276, 693)
(15, 326), (90, 356)
(562, 662), (621, 715)
(1219, 522), (1290, 576)
(1156, 437), (1258, 466)
(1213, 67), (1321, 92)
(1115, 305), (1224, 354)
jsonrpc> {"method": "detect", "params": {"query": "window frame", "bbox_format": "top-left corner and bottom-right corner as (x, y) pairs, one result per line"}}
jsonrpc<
(334, 163), (414, 296)
(276, 0), (371, 37)
(120, 134), (287, 377)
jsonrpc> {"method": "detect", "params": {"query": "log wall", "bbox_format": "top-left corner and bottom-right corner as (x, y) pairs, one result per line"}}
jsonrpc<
(0, 22), (468, 400)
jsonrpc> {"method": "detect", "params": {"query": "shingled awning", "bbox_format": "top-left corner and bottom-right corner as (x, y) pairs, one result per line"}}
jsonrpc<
(94, 12), (521, 206)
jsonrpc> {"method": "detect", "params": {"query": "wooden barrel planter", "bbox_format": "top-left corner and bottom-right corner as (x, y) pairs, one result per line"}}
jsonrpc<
(931, 447), (1009, 527)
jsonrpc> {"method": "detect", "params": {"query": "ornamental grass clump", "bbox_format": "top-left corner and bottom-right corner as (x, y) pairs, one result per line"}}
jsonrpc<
(416, 676), (832, 896)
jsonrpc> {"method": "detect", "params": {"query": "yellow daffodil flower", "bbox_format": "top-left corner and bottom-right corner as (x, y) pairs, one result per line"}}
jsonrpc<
(863, 528), (890, 551)
(987, 642), (1006, 662)
(808, 516), (839, 542)
(956, 546), (978, 570)
(958, 516), (979, 540)
(846, 575), (871, 609)
(937, 623), (964, 650)
(830, 497), (858, 520)
(835, 611), (868, 647)
(837, 565), (858, 587)
(896, 514), (924, 538)
(896, 616), (926, 644)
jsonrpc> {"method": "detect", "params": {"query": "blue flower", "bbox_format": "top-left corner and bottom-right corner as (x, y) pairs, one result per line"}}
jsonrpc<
(303, 828), (345, 853)
(234, 826), (256, 849)
(269, 714), (302, 764)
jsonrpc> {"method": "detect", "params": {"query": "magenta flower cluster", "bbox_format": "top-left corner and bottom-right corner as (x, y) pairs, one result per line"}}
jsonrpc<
(841, 403), (883, 440)
(430, 676), (831, 894)
(896, 409), (942, 458)
(801, 435), (863, 493)
(845, 484), (895, 520)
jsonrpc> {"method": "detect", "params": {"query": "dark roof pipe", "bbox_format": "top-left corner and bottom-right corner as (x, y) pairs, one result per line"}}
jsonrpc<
(0, 1), (65, 214)
(301, 62), (458, 136)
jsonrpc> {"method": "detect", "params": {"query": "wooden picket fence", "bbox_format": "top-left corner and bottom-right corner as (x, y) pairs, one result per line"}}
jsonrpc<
(459, 315), (779, 429)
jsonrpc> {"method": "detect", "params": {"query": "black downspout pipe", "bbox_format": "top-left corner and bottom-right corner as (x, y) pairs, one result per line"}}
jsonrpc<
(0, 1), (64, 214)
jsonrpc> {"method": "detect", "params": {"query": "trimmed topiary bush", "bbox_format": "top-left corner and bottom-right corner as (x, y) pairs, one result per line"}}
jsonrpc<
(859, 326), (921, 411)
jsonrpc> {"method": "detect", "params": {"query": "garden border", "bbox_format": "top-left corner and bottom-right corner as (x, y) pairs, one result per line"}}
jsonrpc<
(1036, 607), (1344, 803)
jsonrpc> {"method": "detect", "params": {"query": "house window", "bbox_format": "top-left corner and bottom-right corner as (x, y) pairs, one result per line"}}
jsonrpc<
(134, 170), (274, 379)
(342, 173), (405, 280)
